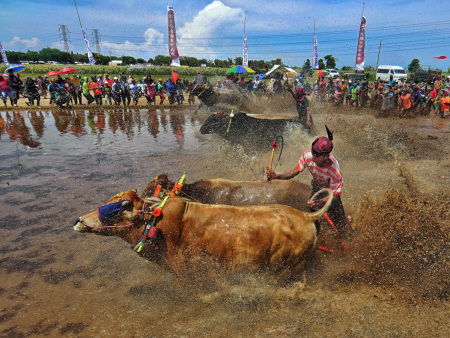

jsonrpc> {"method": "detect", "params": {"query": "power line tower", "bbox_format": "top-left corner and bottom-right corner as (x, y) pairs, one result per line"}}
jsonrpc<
(58, 24), (71, 53)
(92, 29), (101, 54)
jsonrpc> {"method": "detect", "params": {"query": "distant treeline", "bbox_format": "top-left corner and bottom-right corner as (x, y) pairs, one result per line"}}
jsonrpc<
(4, 48), (290, 74)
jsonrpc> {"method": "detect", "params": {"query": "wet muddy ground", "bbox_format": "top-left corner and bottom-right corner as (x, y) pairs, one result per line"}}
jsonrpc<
(0, 102), (448, 336)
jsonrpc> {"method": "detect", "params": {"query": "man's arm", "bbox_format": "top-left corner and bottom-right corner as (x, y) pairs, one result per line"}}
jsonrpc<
(266, 166), (300, 181)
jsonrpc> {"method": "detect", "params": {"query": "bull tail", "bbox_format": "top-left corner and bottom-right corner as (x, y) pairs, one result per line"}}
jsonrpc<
(307, 188), (333, 222)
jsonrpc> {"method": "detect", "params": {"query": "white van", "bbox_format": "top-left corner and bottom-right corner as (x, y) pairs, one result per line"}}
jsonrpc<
(376, 65), (407, 82)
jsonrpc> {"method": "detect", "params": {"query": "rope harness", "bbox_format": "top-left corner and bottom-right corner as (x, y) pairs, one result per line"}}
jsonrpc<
(133, 173), (186, 253)
(81, 191), (139, 229)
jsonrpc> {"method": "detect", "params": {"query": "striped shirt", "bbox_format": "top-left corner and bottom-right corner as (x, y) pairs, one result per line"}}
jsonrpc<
(297, 150), (343, 195)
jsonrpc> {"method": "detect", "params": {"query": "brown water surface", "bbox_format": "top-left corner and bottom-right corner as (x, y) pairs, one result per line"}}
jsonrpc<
(0, 106), (448, 336)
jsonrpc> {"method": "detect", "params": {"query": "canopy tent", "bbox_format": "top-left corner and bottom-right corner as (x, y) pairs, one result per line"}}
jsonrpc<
(265, 65), (299, 76)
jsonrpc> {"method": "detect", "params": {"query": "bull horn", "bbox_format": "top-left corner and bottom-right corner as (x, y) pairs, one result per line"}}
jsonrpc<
(131, 189), (137, 193)
(122, 200), (130, 207)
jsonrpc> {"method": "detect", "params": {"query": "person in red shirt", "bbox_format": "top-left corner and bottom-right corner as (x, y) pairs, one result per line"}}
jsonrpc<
(266, 126), (348, 232)
(0, 76), (12, 106)
(89, 76), (103, 105)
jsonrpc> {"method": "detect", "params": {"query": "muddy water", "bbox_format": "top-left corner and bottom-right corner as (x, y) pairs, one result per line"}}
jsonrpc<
(0, 106), (448, 336)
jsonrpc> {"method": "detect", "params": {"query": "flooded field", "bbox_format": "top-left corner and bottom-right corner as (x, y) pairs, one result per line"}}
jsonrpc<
(0, 105), (448, 336)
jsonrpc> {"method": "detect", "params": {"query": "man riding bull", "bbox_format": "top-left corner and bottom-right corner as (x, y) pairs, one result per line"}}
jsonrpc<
(266, 126), (348, 233)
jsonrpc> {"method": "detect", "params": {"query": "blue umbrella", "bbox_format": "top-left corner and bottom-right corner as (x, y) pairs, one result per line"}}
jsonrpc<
(5, 64), (27, 74)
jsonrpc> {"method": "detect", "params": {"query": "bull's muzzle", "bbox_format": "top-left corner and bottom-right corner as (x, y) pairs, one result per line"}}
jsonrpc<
(73, 217), (86, 232)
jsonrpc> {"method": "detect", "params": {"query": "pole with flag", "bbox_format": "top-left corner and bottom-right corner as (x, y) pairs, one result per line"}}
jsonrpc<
(312, 19), (318, 69)
(242, 11), (248, 66)
(168, 5), (180, 66)
(73, 0), (95, 64)
(0, 41), (9, 65)
(355, 3), (366, 71)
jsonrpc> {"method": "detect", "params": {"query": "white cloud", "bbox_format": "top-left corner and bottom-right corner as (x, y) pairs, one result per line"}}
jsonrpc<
(93, 28), (164, 57)
(4, 36), (40, 48)
(177, 1), (243, 58)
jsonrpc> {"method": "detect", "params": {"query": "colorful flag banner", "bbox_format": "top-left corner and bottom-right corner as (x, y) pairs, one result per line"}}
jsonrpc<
(433, 56), (447, 59)
(313, 36), (318, 69)
(0, 41), (9, 65)
(168, 5), (180, 66)
(82, 30), (96, 65)
(355, 16), (366, 71)
(243, 34), (248, 66)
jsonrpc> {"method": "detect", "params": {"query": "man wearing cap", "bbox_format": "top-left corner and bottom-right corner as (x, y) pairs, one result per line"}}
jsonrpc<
(193, 71), (207, 86)
(266, 126), (347, 232)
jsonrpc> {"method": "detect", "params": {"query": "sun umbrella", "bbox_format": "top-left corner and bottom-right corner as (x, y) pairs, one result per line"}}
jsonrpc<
(313, 70), (328, 78)
(5, 64), (27, 74)
(58, 67), (78, 74)
(46, 70), (60, 77)
(226, 65), (255, 74)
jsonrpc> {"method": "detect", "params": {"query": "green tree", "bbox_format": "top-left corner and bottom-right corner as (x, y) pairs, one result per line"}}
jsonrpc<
(318, 58), (325, 70)
(153, 55), (172, 66)
(324, 54), (336, 69)
(365, 65), (375, 71)
(136, 58), (146, 64)
(234, 56), (243, 65)
(121, 56), (137, 65)
(341, 65), (353, 71)
(408, 58), (421, 72)
(302, 59), (311, 71)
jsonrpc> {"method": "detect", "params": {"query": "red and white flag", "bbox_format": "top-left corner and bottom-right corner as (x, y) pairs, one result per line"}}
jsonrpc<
(168, 5), (180, 66)
(355, 16), (366, 71)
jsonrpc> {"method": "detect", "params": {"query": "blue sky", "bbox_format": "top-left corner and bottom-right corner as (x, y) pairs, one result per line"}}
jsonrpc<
(1, 0), (449, 70)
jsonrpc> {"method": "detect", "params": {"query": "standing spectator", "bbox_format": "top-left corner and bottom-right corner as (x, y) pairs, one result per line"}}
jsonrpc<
(155, 79), (166, 105)
(72, 75), (82, 104)
(0, 76), (12, 106)
(434, 75), (443, 96)
(120, 76), (131, 106)
(90, 76), (103, 105)
(175, 79), (184, 105)
(129, 79), (139, 105)
(166, 78), (176, 104)
(103, 74), (113, 105)
(437, 91), (449, 118)
(37, 76), (47, 99)
(64, 77), (77, 105)
(446, 76), (450, 89)
(82, 76), (95, 105)
(7, 69), (22, 107)
(111, 77), (123, 106)
(399, 89), (413, 117)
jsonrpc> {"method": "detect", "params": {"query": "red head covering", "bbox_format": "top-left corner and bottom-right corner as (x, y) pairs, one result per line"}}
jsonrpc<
(311, 125), (334, 155)
(312, 137), (333, 156)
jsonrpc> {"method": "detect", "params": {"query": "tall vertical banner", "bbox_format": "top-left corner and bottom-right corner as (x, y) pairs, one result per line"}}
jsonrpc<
(355, 16), (366, 71)
(312, 36), (318, 69)
(242, 34), (248, 66)
(0, 41), (9, 65)
(82, 30), (96, 65)
(168, 5), (180, 66)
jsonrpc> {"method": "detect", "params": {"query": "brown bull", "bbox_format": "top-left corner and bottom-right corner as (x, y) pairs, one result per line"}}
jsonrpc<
(142, 174), (311, 211)
(73, 188), (332, 280)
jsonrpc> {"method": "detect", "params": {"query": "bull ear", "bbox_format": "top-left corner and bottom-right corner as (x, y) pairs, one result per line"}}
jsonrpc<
(122, 200), (130, 207)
